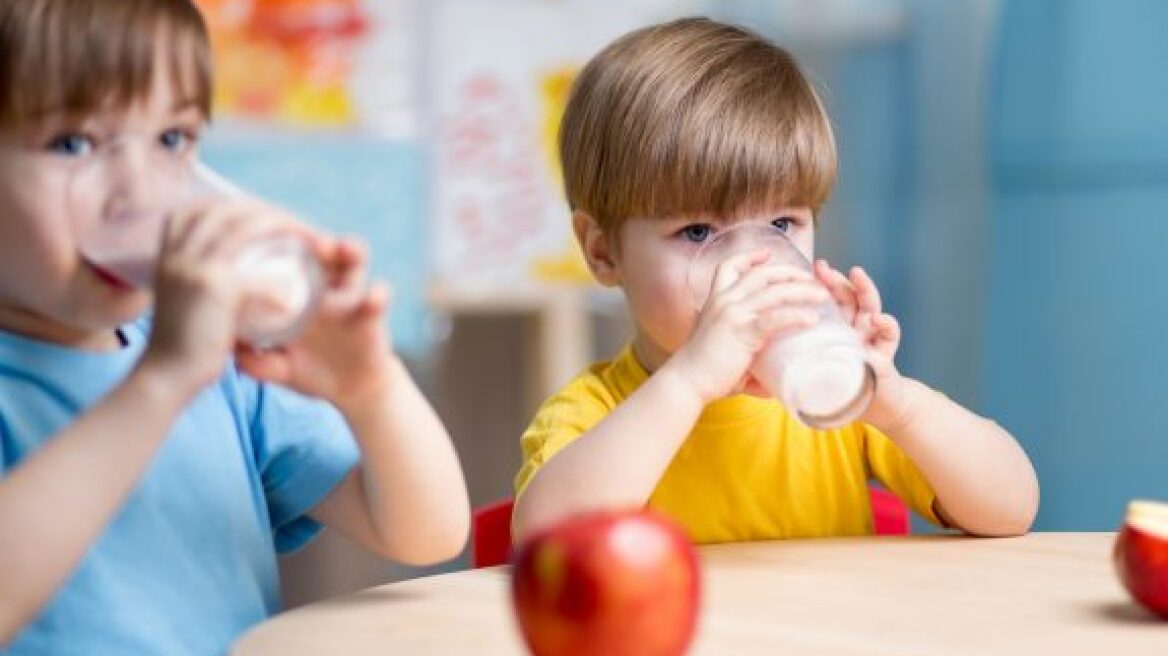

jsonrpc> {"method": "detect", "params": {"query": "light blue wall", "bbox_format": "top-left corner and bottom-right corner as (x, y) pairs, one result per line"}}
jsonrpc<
(896, 0), (997, 407)
(986, 0), (1168, 529)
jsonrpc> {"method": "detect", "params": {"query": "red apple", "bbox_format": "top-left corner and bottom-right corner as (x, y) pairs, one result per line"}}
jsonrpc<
(1114, 499), (1168, 618)
(511, 510), (701, 656)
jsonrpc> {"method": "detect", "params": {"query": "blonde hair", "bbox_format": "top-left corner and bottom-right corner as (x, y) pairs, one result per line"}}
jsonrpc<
(0, 0), (212, 126)
(560, 17), (837, 233)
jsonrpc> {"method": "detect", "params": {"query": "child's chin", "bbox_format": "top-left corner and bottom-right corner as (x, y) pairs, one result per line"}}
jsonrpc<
(88, 294), (150, 328)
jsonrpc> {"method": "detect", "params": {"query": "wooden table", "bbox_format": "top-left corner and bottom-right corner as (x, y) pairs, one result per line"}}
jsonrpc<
(234, 533), (1166, 655)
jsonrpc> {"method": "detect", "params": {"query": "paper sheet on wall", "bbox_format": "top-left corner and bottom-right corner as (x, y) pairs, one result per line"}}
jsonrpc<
(427, 0), (701, 294)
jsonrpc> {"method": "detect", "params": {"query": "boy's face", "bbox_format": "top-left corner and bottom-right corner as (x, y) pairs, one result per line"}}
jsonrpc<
(0, 65), (204, 347)
(581, 210), (815, 395)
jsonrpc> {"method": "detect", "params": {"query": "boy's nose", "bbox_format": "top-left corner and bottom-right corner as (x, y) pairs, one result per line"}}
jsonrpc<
(102, 142), (173, 222)
(724, 229), (757, 252)
(107, 143), (150, 206)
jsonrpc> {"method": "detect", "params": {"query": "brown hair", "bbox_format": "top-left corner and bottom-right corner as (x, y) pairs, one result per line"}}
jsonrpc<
(560, 17), (837, 233)
(0, 0), (212, 126)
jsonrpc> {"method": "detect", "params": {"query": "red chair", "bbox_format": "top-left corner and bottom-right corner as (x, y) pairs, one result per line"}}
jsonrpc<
(472, 499), (518, 569)
(869, 486), (910, 536)
(472, 486), (911, 568)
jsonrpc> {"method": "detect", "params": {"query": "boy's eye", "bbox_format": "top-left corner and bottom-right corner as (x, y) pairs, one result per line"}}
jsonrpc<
(159, 128), (198, 154)
(772, 216), (795, 232)
(46, 133), (95, 157)
(680, 224), (713, 243)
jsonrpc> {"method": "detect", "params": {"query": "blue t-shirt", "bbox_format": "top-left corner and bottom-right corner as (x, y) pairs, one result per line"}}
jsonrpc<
(0, 319), (359, 655)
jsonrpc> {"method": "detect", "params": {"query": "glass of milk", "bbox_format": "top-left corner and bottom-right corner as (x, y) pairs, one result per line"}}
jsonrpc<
(69, 137), (323, 347)
(687, 222), (875, 428)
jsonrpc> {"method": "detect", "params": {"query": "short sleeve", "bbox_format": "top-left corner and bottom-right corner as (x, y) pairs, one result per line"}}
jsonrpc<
(863, 424), (944, 527)
(248, 382), (360, 553)
(514, 381), (614, 498)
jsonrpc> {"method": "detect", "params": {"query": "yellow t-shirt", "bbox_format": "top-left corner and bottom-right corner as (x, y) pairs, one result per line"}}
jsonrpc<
(515, 346), (942, 544)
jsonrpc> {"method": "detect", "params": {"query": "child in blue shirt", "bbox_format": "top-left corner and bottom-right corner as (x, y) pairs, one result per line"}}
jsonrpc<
(0, 1), (470, 653)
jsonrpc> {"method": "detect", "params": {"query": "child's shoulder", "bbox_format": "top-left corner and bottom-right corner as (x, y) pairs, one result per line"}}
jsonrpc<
(557, 347), (647, 410)
(545, 359), (623, 413)
(523, 356), (625, 435)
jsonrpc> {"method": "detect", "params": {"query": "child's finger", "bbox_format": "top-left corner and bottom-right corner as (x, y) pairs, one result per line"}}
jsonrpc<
(195, 201), (298, 262)
(378, 281), (393, 302)
(855, 310), (874, 339)
(360, 282), (392, 318)
(315, 237), (362, 286)
(164, 197), (219, 248)
(197, 200), (271, 256)
(298, 227), (336, 263)
(329, 237), (368, 288)
(319, 239), (371, 311)
(177, 197), (314, 260)
(872, 312), (900, 344)
(321, 281), (368, 317)
(166, 199), (245, 256)
(849, 266), (882, 316)
(197, 206), (275, 261)
(740, 280), (829, 312)
(219, 207), (315, 262)
(722, 263), (813, 303)
(755, 307), (820, 335)
(711, 248), (770, 294)
(814, 259), (856, 306)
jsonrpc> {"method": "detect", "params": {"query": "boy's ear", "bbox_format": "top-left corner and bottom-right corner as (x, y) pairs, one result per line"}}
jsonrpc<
(572, 211), (620, 287)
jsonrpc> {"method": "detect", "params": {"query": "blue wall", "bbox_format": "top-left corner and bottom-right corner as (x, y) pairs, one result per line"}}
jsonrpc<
(987, 0), (1168, 529)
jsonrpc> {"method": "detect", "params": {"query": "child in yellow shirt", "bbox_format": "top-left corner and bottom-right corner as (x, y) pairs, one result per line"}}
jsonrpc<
(512, 17), (1038, 543)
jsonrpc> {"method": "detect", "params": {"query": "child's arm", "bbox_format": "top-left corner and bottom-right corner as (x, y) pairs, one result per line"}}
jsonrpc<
(0, 202), (296, 643)
(868, 378), (1039, 536)
(0, 365), (196, 644)
(306, 357), (469, 565)
(512, 252), (830, 540)
(815, 261), (1039, 536)
(234, 240), (469, 565)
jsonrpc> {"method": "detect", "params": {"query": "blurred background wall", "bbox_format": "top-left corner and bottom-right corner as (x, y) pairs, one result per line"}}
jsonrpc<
(191, 0), (1168, 606)
(985, 0), (1168, 530)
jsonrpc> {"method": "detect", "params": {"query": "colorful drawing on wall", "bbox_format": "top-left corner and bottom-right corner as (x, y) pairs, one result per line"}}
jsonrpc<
(428, 0), (692, 292)
(528, 67), (592, 285)
(194, 0), (372, 128)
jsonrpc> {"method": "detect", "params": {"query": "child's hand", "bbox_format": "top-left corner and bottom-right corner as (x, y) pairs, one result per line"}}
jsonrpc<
(670, 250), (828, 403)
(234, 236), (395, 412)
(812, 260), (916, 427)
(142, 200), (308, 393)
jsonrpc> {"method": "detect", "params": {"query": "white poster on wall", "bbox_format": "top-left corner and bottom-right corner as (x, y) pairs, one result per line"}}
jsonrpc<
(426, 0), (701, 295)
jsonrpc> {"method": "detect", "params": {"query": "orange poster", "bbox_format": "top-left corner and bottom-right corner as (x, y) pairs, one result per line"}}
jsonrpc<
(194, 0), (372, 128)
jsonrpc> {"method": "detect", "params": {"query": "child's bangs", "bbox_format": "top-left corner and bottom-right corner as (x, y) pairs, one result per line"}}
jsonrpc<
(641, 92), (837, 223)
(0, 0), (211, 126)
